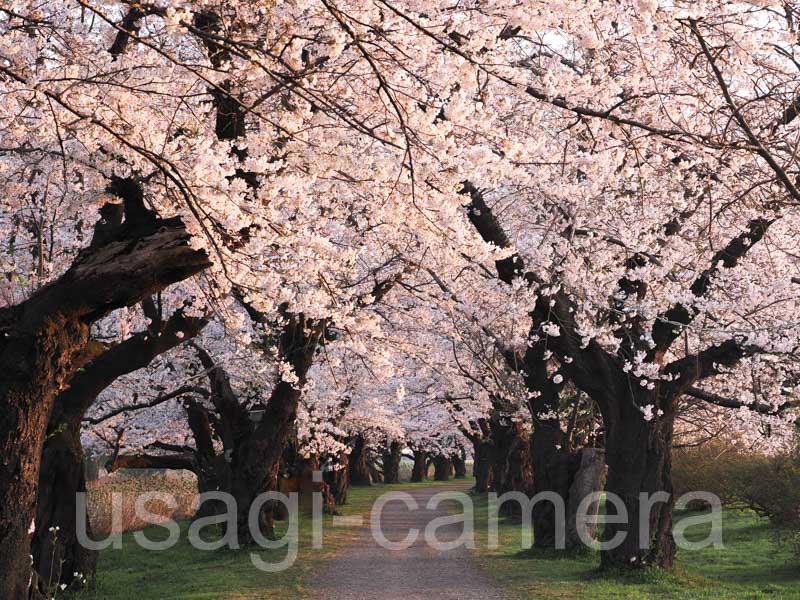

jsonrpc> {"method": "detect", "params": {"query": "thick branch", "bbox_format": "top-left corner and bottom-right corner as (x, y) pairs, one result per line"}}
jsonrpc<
(57, 309), (208, 424)
(192, 344), (250, 451)
(665, 338), (761, 394)
(459, 181), (622, 410)
(685, 386), (796, 416)
(649, 218), (773, 361)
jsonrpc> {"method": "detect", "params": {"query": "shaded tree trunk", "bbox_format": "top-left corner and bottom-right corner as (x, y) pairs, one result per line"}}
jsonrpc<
(433, 455), (452, 481)
(382, 442), (402, 484)
(31, 421), (96, 590)
(411, 450), (428, 482)
(34, 308), (207, 588)
(229, 380), (306, 542)
(228, 311), (326, 543)
(324, 451), (349, 506)
(0, 210), (208, 599)
(489, 419), (534, 497)
(348, 435), (371, 486)
(530, 424), (573, 548)
(185, 400), (228, 520)
(601, 396), (676, 569)
(472, 440), (494, 493)
(368, 463), (383, 483)
(452, 448), (468, 478)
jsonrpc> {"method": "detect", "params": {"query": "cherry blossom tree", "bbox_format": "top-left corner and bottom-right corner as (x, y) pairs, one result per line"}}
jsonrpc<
(3, 2), (800, 596)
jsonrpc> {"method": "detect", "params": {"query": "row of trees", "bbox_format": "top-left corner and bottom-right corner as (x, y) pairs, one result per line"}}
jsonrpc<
(1, 1), (799, 597)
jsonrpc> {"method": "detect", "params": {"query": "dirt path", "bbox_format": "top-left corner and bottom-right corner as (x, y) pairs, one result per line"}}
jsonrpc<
(308, 483), (509, 600)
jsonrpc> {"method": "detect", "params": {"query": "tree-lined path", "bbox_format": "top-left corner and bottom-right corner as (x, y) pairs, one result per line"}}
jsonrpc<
(310, 484), (508, 600)
(2, 2), (800, 598)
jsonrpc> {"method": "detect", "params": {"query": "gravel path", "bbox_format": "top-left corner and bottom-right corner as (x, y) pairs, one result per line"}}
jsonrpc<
(309, 483), (509, 600)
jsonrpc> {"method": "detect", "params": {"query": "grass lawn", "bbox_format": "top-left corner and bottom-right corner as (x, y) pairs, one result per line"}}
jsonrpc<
(467, 493), (800, 599)
(68, 480), (800, 599)
(69, 480), (457, 600)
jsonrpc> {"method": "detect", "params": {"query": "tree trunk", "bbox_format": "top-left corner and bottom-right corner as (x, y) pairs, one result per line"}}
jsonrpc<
(31, 421), (97, 591)
(348, 435), (371, 486)
(433, 455), (452, 481)
(530, 424), (572, 548)
(472, 440), (493, 493)
(382, 442), (402, 484)
(186, 401), (227, 520)
(324, 452), (349, 507)
(0, 212), (208, 599)
(226, 311), (322, 544)
(601, 397), (676, 569)
(229, 382), (302, 543)
(368, 458), (384, 484)
(411, 450), (428, 482)
(0, 314), (89, 600)
(35, 309), (207, 588)
(490, 419), (534, 496)
(452, 448), (468, 478)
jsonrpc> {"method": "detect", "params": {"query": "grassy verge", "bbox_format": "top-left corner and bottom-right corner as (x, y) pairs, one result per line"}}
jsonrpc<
(467, 493), (800, 599)
(70, 480), (457, 600)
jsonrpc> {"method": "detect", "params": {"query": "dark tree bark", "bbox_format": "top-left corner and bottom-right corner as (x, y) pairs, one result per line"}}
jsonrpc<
(184, 400), (229, 519)
(229, 381), (303, 541)
(523, 345), (573, 548)
(452, 448), (468, 478)
(33, 308), (207, 588)
(32, 423), (97, 591)
(489, 418), (534, 497)
(530, 426), (574, 548)
(324, 451), (350, 506)
(382, 441), (402, 484)
(348, 435), (371, 486)
(600, 394), (676, 568)
(411, 450), (428, 482)
(0, 208), (209, 599)
(472, 439), (494, 493)
(565, 448), (607, 549)
(226, 311), (324, 543)
(433, 455), (452, 481)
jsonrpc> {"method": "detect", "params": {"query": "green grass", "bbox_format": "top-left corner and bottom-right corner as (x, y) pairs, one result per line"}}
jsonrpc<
(68, 480), (800, 599)
(466, 493), (800, 599)
(69, 480), (458, 600)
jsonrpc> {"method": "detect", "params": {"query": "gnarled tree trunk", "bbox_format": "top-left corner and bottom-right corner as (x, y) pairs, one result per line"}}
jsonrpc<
(452, 448), (468, 478)
(601, 396), (676, 569)
(490, 419), (534, 497)
(324, 451), (349, 507)
(368, 465), (383, 484)
(411, 450), (428, 482)
(34, 308), (207, 588)
(530, 424), (572, 548)
(348, 435), (371, 486)
(31, 420), (96, 590)
(565, 448), (607, 550)
(229, 381), (304, 542)
(0, 211), (209, 599)
(433, 455), (452, 481)
(382, 441), (402, 484)
(472, 439), (493, 493)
